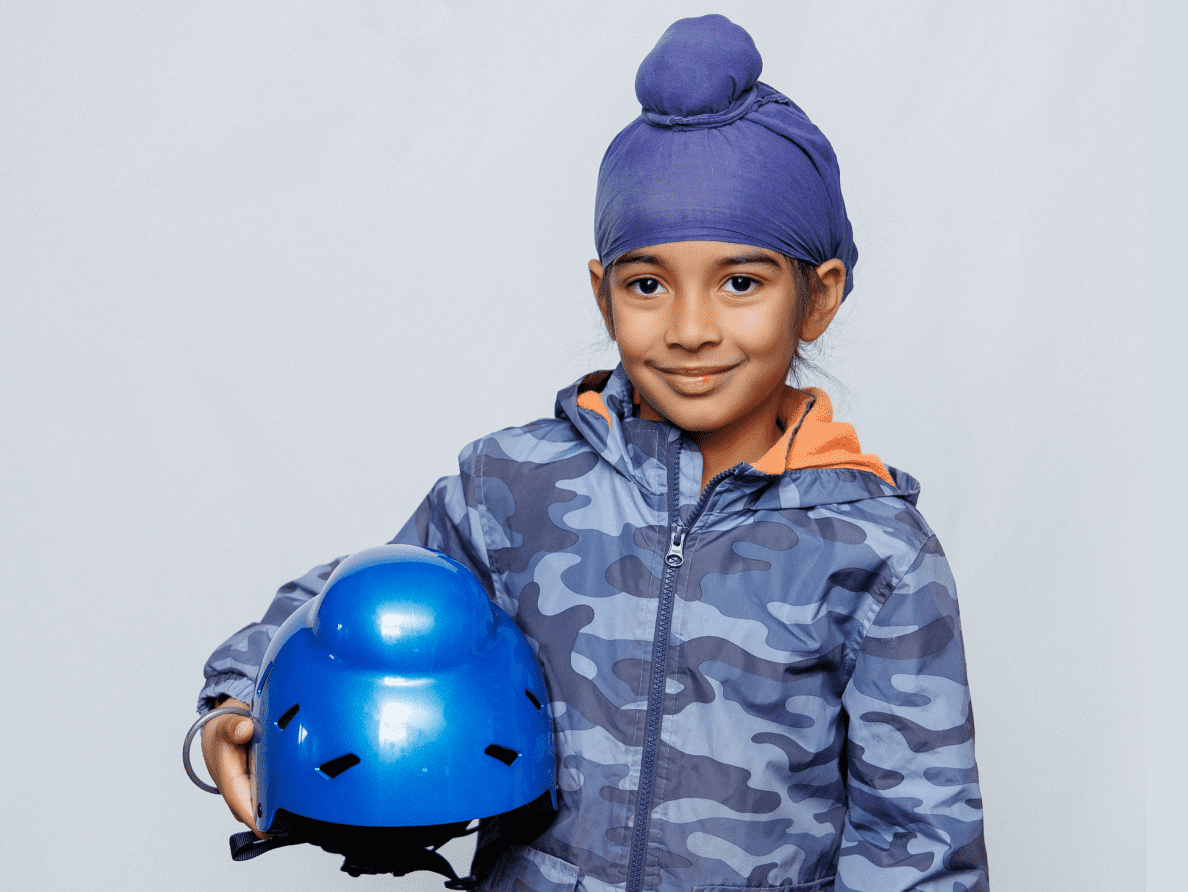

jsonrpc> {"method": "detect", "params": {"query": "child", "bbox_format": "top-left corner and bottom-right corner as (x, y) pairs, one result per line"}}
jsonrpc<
(199, 14), (988, 892)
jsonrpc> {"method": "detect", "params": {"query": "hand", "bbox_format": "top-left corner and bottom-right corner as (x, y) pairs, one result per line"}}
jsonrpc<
(201, 698), (269, 839)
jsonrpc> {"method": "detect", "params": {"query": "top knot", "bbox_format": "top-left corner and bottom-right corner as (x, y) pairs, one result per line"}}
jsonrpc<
(634, 14), (762, 121)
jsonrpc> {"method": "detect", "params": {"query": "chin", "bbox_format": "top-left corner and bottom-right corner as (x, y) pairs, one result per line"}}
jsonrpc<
(649, 401), (728, 433)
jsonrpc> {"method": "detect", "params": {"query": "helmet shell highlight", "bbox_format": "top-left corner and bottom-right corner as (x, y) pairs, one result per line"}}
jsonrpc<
(249, 545), (555, 832)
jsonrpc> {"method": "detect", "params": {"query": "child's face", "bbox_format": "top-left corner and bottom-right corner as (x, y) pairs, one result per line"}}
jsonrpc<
(589, 240), (840, 442)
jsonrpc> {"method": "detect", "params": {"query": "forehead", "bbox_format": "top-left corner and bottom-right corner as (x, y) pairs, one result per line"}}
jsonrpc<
(613, 240), (787, 270)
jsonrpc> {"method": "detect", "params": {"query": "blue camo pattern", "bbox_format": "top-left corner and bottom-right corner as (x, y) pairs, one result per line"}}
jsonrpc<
(199, 365), (988, 892)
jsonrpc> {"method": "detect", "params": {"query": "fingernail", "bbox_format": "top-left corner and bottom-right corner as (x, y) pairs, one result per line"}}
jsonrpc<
(236, 720), (251, 737)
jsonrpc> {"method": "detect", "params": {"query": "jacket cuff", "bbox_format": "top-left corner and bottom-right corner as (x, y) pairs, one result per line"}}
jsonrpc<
(197, 672), (256, 715)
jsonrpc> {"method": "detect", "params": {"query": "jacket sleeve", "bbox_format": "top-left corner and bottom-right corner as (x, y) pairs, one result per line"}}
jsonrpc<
(388, 448), (497, 598)
(197, 557), (346, 713)
(197, 444), (495, 715)
(837, 535), (989, 892)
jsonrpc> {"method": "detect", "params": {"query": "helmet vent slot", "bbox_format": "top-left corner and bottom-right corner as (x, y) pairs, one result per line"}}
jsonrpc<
(276, 703), (300, 730)
(484, 744), (520, 766)
(525, 689), (542, 711)
(318, 753), (361, 778)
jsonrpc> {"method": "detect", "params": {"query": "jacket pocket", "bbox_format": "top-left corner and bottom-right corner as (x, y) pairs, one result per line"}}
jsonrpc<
(694, 877), (834, 892)
(479, 845), (580, 892)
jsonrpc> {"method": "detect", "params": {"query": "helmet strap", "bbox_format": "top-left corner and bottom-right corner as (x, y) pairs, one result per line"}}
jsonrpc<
(228, 827), (480, 888)
(229, 831), (306, 862)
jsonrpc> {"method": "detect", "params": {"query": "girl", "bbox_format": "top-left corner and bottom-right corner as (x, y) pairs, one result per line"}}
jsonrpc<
(199, 15), (988, 892)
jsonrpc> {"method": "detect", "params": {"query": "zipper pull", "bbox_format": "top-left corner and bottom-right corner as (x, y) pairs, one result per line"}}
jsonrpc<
(665, 529), (685, 567)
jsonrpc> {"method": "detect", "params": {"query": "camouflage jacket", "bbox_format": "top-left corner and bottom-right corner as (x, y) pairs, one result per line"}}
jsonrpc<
(201, 366), (988, 892)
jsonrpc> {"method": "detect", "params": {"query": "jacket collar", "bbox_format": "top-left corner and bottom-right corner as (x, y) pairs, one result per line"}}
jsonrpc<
(748, 386), (894, 485)
(556, 366), (910, 504)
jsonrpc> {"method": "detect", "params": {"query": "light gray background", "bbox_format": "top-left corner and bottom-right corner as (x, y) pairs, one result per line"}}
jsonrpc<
(0, 2), (1155, 890)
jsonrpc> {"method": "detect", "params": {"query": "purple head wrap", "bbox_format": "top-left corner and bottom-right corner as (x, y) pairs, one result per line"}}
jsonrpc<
(595, 14), (859, 298)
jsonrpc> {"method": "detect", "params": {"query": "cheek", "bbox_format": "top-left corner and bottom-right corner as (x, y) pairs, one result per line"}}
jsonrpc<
(731, 306), (800, 361)
(608, 311), (654, 362)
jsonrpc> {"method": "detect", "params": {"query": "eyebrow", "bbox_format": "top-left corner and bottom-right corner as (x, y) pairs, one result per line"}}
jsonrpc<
(717, 253), (783, 269)
(613, 252), (660, 267)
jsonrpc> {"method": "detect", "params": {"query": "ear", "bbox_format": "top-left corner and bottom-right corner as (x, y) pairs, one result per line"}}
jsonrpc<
(800, 259), (846, 342)
(589, 259), (615, 339)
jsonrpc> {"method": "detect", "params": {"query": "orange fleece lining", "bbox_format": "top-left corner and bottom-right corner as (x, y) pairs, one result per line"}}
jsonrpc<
(751, 387), (893, 484)
(576, 389), (613, 429)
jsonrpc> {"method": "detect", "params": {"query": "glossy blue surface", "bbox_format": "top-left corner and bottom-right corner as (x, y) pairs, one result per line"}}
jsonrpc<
(249, 545), (555, 830)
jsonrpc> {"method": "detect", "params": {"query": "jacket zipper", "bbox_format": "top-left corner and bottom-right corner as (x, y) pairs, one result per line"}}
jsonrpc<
(625, 437), (736, 892)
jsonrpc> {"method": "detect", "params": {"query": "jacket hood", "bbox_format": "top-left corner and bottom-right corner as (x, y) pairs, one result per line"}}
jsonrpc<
(555, 366), (918, 509)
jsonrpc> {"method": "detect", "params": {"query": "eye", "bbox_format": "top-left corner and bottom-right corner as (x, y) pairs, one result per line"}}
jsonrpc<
(627, 277), (664, 296)
(724, 275), (759, 294)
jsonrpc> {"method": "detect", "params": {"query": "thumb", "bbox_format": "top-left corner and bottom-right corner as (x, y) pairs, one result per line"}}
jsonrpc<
(230, 718), (254, 744)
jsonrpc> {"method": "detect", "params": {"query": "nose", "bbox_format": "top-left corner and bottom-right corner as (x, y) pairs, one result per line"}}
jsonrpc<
(666, 291), (721, 351)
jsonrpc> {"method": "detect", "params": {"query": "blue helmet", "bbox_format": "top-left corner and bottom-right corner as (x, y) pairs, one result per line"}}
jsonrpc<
(186, 544), (556, 884)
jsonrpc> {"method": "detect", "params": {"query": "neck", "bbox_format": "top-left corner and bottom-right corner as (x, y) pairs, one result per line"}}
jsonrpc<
(690, 417), (783, 490)
(640, 391), (786, 490)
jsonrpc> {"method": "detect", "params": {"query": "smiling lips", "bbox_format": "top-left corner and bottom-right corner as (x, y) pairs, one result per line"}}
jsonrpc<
(652, 362), (739, 395)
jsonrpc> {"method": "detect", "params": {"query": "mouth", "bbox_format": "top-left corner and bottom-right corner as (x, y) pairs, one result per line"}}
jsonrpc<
(651, 362), (739, 395)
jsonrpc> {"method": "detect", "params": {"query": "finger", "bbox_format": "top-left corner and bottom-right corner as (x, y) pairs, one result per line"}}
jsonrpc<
(230, 718), (254, 745)
(200, 706), (252, 772)
(224, 771), (269, 839)
(211, 712), (253, 744)
(203, 724), (247, 799)
(199, 709), (270, 839)
(200, 713), (242, 777)
(206, 725), (272, 840)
